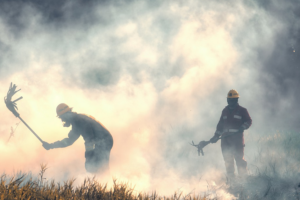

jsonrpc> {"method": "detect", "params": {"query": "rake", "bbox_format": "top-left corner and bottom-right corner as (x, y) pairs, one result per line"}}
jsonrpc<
(190, 131), (241, 156)
(4, 82), (44, 143)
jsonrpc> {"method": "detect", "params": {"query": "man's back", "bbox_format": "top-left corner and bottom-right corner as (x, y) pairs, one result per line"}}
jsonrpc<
(71, 113), (113, 145)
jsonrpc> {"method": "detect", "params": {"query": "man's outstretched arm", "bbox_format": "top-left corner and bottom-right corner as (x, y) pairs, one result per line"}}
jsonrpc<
(43, 131), (80, 150)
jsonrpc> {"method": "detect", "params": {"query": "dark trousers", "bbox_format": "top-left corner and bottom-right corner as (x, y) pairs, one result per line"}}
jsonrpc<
(85, 139), (113, 173)
(221, 134), (247, 176)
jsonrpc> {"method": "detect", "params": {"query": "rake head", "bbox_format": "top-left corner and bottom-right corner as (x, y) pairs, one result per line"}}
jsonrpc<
(4, 82), (23, 117)
(190, 140), (211, 156)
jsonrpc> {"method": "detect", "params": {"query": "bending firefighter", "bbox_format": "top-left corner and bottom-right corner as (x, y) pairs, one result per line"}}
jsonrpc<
(210, 90), (252, 178)
(43, 103), (113, 173)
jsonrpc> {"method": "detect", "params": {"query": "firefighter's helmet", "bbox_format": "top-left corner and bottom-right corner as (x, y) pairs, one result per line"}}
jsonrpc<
(56, 103), (72, 117)
(227, 89), (239, 98)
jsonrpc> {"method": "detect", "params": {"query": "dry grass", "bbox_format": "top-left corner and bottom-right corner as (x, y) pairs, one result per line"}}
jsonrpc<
(2, 131), (300, 200)
(0, 166), (208, 200)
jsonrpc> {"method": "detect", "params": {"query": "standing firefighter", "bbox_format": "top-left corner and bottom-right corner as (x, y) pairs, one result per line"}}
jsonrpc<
(42, 103), (113, 174)
(210, 90), (252, 178)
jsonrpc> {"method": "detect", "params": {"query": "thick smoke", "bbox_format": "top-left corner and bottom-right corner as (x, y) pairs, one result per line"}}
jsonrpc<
(255, 1), (300, 130)
(0, 0), (299, 198)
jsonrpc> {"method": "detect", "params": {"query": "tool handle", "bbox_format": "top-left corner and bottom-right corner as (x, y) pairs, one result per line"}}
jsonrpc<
(18, 116), (44, 143)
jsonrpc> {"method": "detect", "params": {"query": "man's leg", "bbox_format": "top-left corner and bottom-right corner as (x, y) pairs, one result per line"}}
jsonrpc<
(85, 150), (111, 173)
(85, 150), (99, 173)
(94, 147), (111, 172)
(234, 144), (247, 177)
(222, 146), (235, 177)
(221, 138), (236, 178)
(85, 141), (112, 173)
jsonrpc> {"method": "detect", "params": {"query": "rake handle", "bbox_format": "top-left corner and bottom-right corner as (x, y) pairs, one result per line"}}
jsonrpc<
(18, 116), (44, 144)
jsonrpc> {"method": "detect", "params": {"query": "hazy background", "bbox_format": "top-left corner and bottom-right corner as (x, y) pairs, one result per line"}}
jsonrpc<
(0, 0), (299, 197)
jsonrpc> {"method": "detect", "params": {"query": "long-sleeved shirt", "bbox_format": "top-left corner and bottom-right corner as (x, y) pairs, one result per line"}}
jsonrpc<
(215, 104), (252, 137)
(51, 113), (113, 151)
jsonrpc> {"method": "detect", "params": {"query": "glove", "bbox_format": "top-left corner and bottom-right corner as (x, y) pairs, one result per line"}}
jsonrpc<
(42, 142), (52, 150)
(210, 135), (220, 143)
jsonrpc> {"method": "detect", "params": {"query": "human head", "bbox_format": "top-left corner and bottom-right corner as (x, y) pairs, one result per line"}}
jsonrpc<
(56, 103), (73, 127)
(227, 89), (239, 108)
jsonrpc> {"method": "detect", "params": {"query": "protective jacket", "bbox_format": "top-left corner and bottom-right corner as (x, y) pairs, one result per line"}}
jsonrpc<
(50, 113), (113, 173)
(215, 104), (252, 137)
(51, 113), (113, 151)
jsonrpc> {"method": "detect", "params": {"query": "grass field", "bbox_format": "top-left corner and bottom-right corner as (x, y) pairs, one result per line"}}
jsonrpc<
(0, 173), (208, 200)
(226, 131), (300, 199)
(1, 131), (300, 200)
